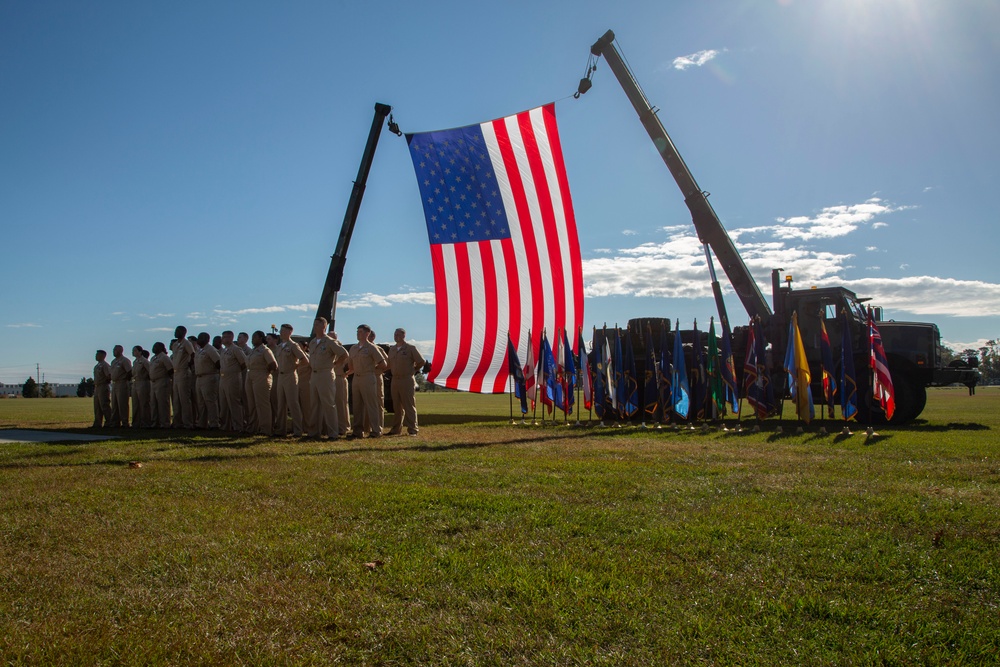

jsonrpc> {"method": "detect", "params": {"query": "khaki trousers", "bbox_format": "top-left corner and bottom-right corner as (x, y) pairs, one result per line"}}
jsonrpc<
(219, 373), (244, 432)
(93, 383), (111, 427)
(151, 377), (171, 427)
(110, 380), (130, 427)
(335, 374), (350, 436)
(246, 370), (272, 435)
(309, 368), (338, 437)
(132, 379), (151, 428)
(195, 374), (220, 428)
(391, 375), (418, 434)
(172, 369), (194, 428)
(275, 372), (303, 436)
(352, 374), (381, 437)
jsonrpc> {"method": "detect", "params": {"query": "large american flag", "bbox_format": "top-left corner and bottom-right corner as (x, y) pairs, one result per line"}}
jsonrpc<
(406, 104), (583, 392)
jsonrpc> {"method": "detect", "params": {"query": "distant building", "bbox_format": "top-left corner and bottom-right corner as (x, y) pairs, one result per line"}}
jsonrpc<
(1, 383), (22, 398)
(0, 382), (80, 398)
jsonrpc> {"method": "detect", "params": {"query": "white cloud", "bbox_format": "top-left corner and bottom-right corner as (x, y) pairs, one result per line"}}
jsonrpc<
(337, 292), (436, 309)
(766, 198), (899, 241)
(872, 222), (888, 229)
(145, 327), (174, 333)
(837, 276), (1000, 317)
(6, 323), (41, 328)
(138, 313), (175, 319)
(942, 338), (994, 353)
(865, 246), (879, 252)
(214, 305), (307, 316)
(622, 229), (638, 236)
(581, 197), (1000, 318)
(673, 49), (721, 70)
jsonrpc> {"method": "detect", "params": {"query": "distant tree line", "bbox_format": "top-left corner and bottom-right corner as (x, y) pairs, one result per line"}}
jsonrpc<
(17, 377), (94, 398)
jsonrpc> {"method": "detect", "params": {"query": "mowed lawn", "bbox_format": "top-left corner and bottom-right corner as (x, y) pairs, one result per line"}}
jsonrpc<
(1, 389), (998, 665)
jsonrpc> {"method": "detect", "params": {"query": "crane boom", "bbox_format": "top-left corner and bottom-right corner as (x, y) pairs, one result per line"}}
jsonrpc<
(315, 102), (394, 332)
(584, 30), (772, 323)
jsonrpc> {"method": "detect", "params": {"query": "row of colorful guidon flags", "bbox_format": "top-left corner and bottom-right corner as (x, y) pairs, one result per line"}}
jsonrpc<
(504, 307), (895, 424)
(404, 102), (891, 423)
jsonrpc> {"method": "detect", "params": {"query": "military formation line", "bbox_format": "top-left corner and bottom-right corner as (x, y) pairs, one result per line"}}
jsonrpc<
(90, 318), (426, 440)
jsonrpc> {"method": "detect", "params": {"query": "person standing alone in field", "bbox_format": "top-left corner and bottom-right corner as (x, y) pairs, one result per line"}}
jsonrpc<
(387, 327), (425, 436)
(92, 350), (112, 428)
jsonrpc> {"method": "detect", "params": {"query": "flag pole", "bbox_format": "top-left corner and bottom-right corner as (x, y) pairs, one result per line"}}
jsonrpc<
(574, 327), (582, 427)
(508, 373), (514, 424)
(531, 335), (539, 427)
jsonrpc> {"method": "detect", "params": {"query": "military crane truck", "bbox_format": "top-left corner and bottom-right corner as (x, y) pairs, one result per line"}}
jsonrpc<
(579, 30), (979, 423)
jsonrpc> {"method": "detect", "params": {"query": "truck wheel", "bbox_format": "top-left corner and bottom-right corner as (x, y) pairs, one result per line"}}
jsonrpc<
(888, 374), (926, 424)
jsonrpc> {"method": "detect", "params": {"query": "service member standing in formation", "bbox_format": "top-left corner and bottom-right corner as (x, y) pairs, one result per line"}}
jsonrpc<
(332, 332), (351, 436)
(170, 326), (195, 429)
(237, 331), (252, 425)
(266, 333), (280, 429)
(148, 342), (174, 427)
(387, 328), (425, 436)
(307, 317), (348, 439)
(245, 330), (278, 436)
(274, 324), (308, 437)
(219, 330), (247, 432)
(109, 345), (133, 428)
(131, 345), (152, 428)
(194, 332), (221, 429)
(349, 324), (388, 438)
(296, 341), (313, 433)
(92, 350), (112, 428)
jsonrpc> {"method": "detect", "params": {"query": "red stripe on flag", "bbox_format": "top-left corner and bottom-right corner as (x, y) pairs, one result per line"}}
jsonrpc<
(541, 104), (584, 335)
(448, 242), (475, 390)
(468, 240), (499, 394)
(427, 244), (450, 387)
(517, 112), (567, 340)
(490, 118), (545, 353)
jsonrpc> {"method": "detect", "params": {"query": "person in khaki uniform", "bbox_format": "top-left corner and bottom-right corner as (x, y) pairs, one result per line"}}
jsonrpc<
(245, 330), (278, 436)
(237, 331), (252, 429)
(361, 329), (388, 434)
(92, 350), (112, 428)
(109, 345), (133, 427)
(274, 324), (308, 437)
(308, 317), (348, 439)
(296, 342), (313, 434)
(349, 324), (387, 438)
(387, 328), (426, 436)
(219, 330), (247, 432)
(148, 342), (173, 427)
(131, 346), (152, 428)
(170, 326), (195, 428)
(266, 333), (281, 429)
(331, 332), (351, 436)
(194, 332), (221, 429)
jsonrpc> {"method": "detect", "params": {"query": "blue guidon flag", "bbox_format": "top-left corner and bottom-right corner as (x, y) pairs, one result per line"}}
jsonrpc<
(406, 104), (584, 392)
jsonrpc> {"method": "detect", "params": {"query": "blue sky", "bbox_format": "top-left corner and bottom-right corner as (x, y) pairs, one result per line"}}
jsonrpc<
(2, 0), (999, 385)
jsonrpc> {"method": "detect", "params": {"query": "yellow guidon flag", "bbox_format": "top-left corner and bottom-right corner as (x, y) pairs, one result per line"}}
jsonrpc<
(783, 311), (815, 423)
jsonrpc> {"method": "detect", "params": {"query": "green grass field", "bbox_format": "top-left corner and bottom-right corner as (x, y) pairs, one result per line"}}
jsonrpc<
(1, 389), (998, 665)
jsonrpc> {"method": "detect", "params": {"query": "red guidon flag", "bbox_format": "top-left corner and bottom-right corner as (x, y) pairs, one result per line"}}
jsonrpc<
(406, 104), (584, 392)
